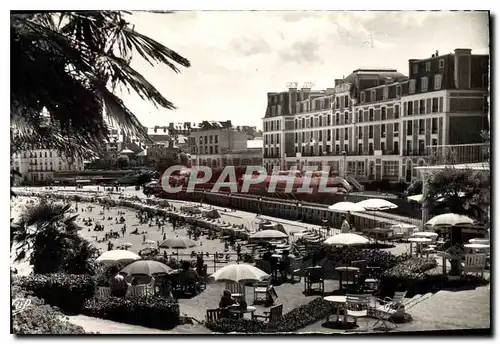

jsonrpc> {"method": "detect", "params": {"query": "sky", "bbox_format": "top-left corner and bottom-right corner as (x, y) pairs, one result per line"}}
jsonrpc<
(120, 11), (489, 129)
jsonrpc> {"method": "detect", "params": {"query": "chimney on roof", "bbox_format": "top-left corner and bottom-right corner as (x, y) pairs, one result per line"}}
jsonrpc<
(435, 50), (439, 57)
(334, 79), (343, 87)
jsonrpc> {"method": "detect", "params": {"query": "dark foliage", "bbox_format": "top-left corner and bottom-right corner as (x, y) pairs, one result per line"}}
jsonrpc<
(206, 297), (332, 333)
(17, 273), (96, 313)
(11, 11), (190, 156)
(11, 283), (88, 334)
(83, 295), (180, 330)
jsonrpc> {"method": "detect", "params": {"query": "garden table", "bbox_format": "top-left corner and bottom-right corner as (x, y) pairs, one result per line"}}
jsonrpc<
(408, 237), (432, 257)
(228, 306), (257, 319)
(335, 267), (359, 292)
(324, 295), (347, 324)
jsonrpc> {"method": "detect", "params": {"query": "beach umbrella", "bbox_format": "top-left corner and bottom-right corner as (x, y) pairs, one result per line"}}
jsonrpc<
(210, 263), (269, 283)
(159, 237), (197, 249)
(425, 213), (475, 227)
(412, 232), (439, 239)
(356, 199), (398, 211)
(390, 223), (419, 236)
(328, 201), (365, 213)
(120, 260), (173, 276)
(96, 250), (140, 264)
(323, 233), (369, 246)
(143, 240), (156, 246)
(122, 242), (133, 248)
(407, 194), (424, 203)
(249, 229), (288, 241)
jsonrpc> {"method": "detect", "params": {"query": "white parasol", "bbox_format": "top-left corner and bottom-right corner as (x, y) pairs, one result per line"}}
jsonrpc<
(96, 250), (140, 264)
(328, 202), (366, 213)
(425, 213), (475, 227)
(323, 233), (369, 246)
(210, 263), (269, 283)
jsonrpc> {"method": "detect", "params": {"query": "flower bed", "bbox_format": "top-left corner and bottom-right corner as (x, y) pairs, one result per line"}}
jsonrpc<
(206, 297), (332, 333)
(379, 257), (438, 297)
(83, 296), (180, 330)
(12, 284), (88, 334)
(16, 273), (96, 313)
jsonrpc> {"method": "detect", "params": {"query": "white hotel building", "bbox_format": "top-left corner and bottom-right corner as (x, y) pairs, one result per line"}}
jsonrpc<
(262, 49), (489, 186)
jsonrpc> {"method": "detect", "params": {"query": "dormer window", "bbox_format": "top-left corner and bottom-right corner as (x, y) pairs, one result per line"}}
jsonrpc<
(370, 90), (376, 102)
(412, 63), (418, 74)
(360, 92), (365, 103)
(383, 86), (388, 100)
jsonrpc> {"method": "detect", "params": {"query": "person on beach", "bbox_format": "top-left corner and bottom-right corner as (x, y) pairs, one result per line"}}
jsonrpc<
(218, 290), (238, 318)
(109, 268), (129, 297)
(341, 215), (351, 233)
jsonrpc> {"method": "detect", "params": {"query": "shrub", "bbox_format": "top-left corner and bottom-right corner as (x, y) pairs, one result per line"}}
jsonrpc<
(12, 284), (88, 334)
(83, 296), (180, 330)
(206, 297), (331, 333)
(379, 257), (438, 297)
(17, 273), (96, 313)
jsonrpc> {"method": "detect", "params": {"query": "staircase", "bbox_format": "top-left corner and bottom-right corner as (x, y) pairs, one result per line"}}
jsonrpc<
(346, 175), (364, 192)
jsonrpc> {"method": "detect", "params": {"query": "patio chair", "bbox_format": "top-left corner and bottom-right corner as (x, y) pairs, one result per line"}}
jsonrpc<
(225, 281), (246, 301)
(95, 286), (111, 299)
(252, 304), (283, 324)
(370, 291), (407, 331)
(206, 308), (223, 322)
(253, 278), (274, 305)
(290, 257), (303, 283)
(462, 253), (487, 279)
(127, 285), (150, 297)
(256, 260), (272, 274)
(304, 266), (324, 294)
(345, 294), (372, 330)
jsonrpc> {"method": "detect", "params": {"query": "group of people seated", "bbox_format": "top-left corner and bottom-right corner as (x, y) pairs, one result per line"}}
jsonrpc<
(218, 290), (247, 318)
(262, 248), (292, 281)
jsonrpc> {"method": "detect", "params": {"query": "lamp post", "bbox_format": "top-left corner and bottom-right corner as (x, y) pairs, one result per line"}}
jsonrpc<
(342, 151), (347, 179)
(296, 202), (302, 221)
(258, 197), (262, 216)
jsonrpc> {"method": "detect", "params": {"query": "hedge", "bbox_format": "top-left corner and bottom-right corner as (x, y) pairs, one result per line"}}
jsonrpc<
(16, 273), (96, 313)
(12, 284), (88, 334)
(206, 297), (331, 333)
(379, 257), (438, 297)
(83, 295), (180, 330)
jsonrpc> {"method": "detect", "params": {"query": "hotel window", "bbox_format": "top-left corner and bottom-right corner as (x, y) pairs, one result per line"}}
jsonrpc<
(409, 80), (416, 94)
(204, 147), (208, 154)
(383, 87), (388, 100)
(209, 146), (213, 154)
(270, 135), (274, 144)
(406, 140), (412, 154)
(358, 143), (363, 155)
(421, 77), (428, 92)
(277, 122), (280, 130)
(419, 119), (425, 134)
(294, 133), (298, 142)
(276, 134), (281, 144)
(407, 121), (413, 135)
(368, 125), (373, 139)
(434, 74), (442, 90)
(394, 123), (399, 137)
(418, 140), (425, 154)
(358, 127), (363, 139)
(344, 128), (348, 140)
(344, 95), (349, 107)
(327, 130), (332, 141)
(419, 99), (425, 114)
(432, 118), (438, 134)
(439, 59), (445, 69)
(357, 161), (365, 176)
(301, 118), (305, 127)
(344, 144), (348, 154)
(369, 143), (374, 155)
(327, 115), (331, 126)
(344, 112), (349, 124)
(394, 141), (399, 154)
(425, 62), (431, 72)
(361, 92), (366, 103)
(319, 130), (323, 141)
(369, 109), (374, 121)
(371, 90), (376, 102)
(482, 74), (488, 88)
(432, 138), (438, 147)
(199, 137), (203, 144)
(381, 142), (386, 152)
(335, 97), (340, 109)
(209, 135), (213, 144)
(358, 110), (363, 122)
(204, 136), (208, 144)
(381, 124), (386, 138)
(309, 117), (314, 128)
(335, 144), (340, 154)
(302, 132), (305, 141)
(394, 105), (400, 119)
(412, 63), (418, 74)
(383, 161), (399, 177)
(335, 113), (340, 125)
(335, 129), (339, 140)
(319, 116), (322, 126)
(396, 85), (402, 97)
(407, 101), (413, 116)
(381, 107), (386, 120)
(432, 98), (439, 113)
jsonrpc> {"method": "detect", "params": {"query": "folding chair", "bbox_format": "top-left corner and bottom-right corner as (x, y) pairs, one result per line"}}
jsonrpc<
(225, 281), (246, 301)
(346, 294), (372, 330)
(371, 291), (407, 331)
(252, 304), (283, 324)
(253, 278), (272, 304)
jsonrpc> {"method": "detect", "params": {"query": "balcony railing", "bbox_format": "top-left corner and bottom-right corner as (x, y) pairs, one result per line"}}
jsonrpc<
(427, 143), (489, 165)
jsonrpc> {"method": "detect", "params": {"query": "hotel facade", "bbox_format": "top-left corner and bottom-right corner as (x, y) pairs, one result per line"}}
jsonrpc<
(262, 48), (489, 185)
